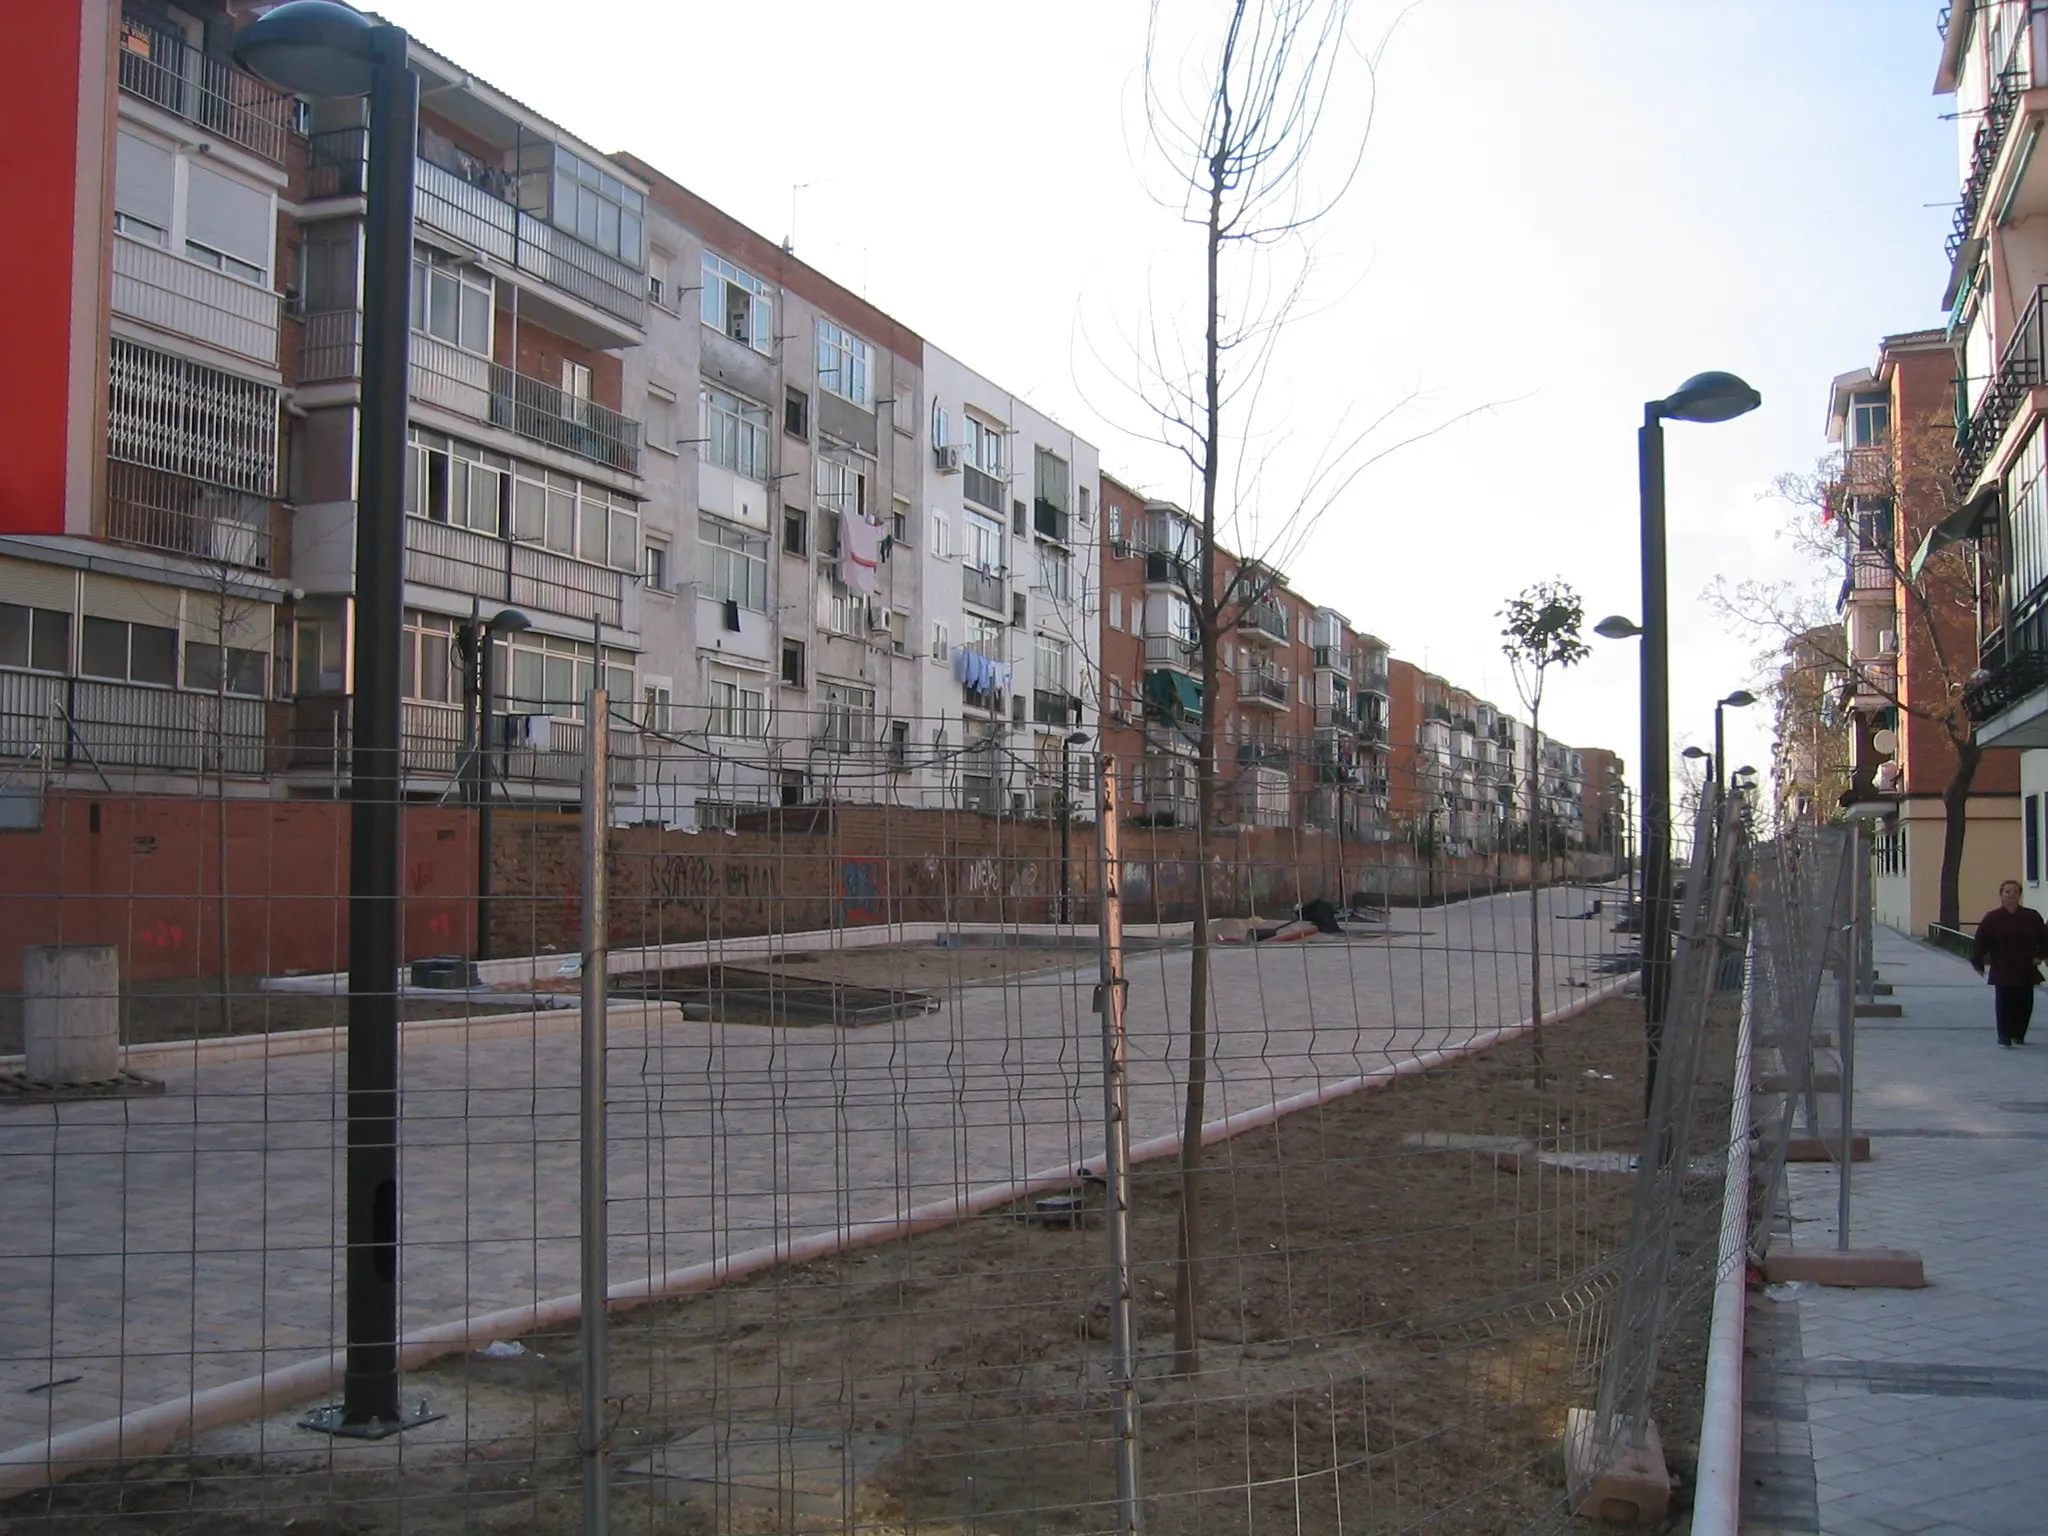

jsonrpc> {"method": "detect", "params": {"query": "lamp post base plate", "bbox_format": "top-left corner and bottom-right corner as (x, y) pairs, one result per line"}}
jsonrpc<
(298, 1402), (445, 1439)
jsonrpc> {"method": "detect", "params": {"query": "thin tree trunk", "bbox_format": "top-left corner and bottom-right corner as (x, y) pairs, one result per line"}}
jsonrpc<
(1527, 708), (1545, 1085)
(1172, 116), (1231, 1381)
(1938, 737), (1981, 933)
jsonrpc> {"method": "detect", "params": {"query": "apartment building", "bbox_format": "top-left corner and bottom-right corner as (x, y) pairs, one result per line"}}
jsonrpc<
(1096, 474), (1389, 839)
(1826, 330), (2018, 927)
(4, 1), (300, 803)
(1941, 2), (2048, 900)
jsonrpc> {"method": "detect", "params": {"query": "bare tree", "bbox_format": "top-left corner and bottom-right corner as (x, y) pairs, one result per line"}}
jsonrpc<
(1708, 444), (1986, 929)
(1499, 580), (1589, 1088)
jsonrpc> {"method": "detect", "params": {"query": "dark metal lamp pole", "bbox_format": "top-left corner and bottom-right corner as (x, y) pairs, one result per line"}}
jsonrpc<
(236, 0), (428, 1437)
(1059, 730), (1090, 923)
(471, 608), (531, 964)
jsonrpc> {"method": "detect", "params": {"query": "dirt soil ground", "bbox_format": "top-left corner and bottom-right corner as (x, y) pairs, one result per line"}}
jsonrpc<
(2, 992), (1733, 1535)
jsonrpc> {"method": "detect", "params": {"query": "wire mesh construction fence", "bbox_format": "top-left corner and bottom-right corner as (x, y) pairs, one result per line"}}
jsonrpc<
(0, 709), (1745, 1533)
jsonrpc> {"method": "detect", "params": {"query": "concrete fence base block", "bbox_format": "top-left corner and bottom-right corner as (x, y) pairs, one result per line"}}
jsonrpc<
(1770, 1134), (1871, 1163)
(1762, 1247), (1926, 1288)
(1854, 1001), (1904, 1018)
(1562, 1408), (1670, 1525)
(22, 944), (121, 1084)
(1761, 1072), (1841, 1094)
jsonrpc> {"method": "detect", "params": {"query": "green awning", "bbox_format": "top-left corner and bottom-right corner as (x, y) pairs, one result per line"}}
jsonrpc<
(1908, 484), (1997, 580)
(1144, 669), (1203, 717)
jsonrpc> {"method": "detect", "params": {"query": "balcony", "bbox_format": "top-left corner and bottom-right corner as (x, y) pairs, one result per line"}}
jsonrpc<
(1949, 17), (2038, 264)
(111, 236), (280, 367)
(1958, 284), (2048, 491)
(1145, 549), (1197, 590)
(1851, 550), (1894, 594)
(1312, 644), (1350, 676)
(0, 670), (267, 777)
(1033, 690), (1078, 726)
(302, 135), (647, 331)
(1237, 599), (1289, 644)
(302, 325), (642, 475)
(99, 460), (272, 572)
(1314, 705), (1357, 735)
(962, 464), (1005, 513)
(962, 565), (1006, 613)
(1130, 795), (1197, 829)
(117, 12), (292, 166)
(1033, 500), (1071, 543)
(1144, 634), (1198, 668)
(1355, 660), (1390, 695)
(1847, 660), (1897, 710)
(404, 515), (627, 628)
(285, 697), (637, 789)
(1238, 668), (1289, 711)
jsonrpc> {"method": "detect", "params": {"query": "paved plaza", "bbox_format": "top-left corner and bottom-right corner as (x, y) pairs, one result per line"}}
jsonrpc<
(1747, 930), (2048, 1536)
(0, 886), (1620, 1460)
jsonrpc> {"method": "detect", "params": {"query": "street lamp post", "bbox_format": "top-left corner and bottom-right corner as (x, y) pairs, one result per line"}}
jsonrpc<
(1059, 730), (1090, 923)
(1714, 690), (1756, 806)
(464, 607), (531, 964)
(1605, 369), (1760, 1105)
(235, 0), (424, 1437)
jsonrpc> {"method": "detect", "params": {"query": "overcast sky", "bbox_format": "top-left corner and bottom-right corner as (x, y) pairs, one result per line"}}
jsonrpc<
(369, 0), (1957, 785)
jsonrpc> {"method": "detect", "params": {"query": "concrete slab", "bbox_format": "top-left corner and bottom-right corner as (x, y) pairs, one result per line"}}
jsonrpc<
(1563, 1407), (1670, 1524)
(1762, 1247), (1927, 1289)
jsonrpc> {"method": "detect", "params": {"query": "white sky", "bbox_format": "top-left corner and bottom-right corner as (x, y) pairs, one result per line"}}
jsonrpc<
(369, 0), (1957, 786)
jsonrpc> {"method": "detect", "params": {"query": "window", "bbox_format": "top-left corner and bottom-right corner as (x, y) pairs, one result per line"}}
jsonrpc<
(785, 387), (809, 439)
(1035, 448), (1070, 515)
(816, 452), (870, 522)
(931, 399), (950, 449)
(647, 251), (678, 313)
(2008, 426), (2048, 601)
(1108, 590), (1123, 631)
(80, 617), (176, 686)
(1108, 503), (1122, 543)
(1850, 392), (1891, 449)
(501, 631), (634, 720)
(816, 319), (872, 406)
(931, 620), (950, 660)
(0, 604), (71, 673)
(702, 386), (771, 481)
(1042, 546), (1074, 603)
(295, 612), (346, 693)
(1013, 499), (1027, 537)
(892, 496), (911, 547)
(1011, 592), (1027, 628)
(702, 252), (771, 352)
(402, 610), (457, 703)
(642, 683), (672, 731)
(406, 427), (510, 534)
(184, 642), (268, 696)
(782, 504), (807, 556)
(2031, 795), (2042, 885)
(708, 674), (767, 739)
(965, 416), (1004, 478)
(700, 516), (768, 611)
(966, 512), (1003, 572)
(509, 460), (639, 569)
(781, 639), (807, 688)
(1035, 633), (1071, 695)
(819, 681), (874, 752)
(643, 540), (668, 590)
(931, 510), (951, 559)
(551, 148), (644, 265)
(410, 248), (493, 357)
(888, 720), (909, 768)
(1078, 484), (1092, 527)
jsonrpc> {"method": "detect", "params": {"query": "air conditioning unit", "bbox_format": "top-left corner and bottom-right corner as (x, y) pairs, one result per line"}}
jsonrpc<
(934, 444), (962, 473)
(867, 602), (891, 631)
(1109, 538), (1131, 559)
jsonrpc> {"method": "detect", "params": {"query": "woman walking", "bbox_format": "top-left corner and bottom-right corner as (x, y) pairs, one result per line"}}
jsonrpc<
(1970, 880), (2048, 1047)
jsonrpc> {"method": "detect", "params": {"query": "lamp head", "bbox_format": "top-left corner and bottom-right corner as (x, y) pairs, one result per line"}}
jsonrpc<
(1064, 732), (1090, 746)
(1593, 615), (1643, 640)
(1681, 746), (1708, 761)
(1732, 764), (1757, 778)
(1719, 689), (1757, 708)
(1654, 371), (1761, 425)
(232, 0), (381, 97)
(487, 608), (532, 634)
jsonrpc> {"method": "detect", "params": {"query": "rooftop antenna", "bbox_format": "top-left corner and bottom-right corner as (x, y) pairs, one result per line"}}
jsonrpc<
(784, 177), (834, 256)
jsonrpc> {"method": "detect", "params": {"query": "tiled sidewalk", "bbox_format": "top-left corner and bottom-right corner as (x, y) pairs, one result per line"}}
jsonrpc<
(1745, 930), (2048, 1536)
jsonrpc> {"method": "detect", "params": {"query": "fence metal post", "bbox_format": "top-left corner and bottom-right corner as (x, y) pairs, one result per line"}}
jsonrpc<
(580, 687), (611, 1533)
(1094, 753), (1143, 1535)
(1836, 822), (1862, 1252)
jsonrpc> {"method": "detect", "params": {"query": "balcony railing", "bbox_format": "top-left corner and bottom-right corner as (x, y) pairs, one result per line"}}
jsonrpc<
(1311, 644), (1350, 675)
(1033, 500), (1070, 542)
(404, 515), (627, 628)
(100, 460), (271, 571)
(1851, 550), (1894, 592)
(1958, 283), (2048, 490)
(1033, 689), (1076, 726)
(303, 325), (643, 474)
(1238, 599), (1289, 643)
(1949, 17), (2036, 263)
(285, 696), (638, 789)
(1355, 661), (1390, 694)
(118, 12), (292, 165)
(1130, 795), (1197, 828)
(112, 236), (280, 367)
(962, 464), (1005, 512)
(0, 669), (267, 777)
(962, 565), (1006, 613)
(1239, 668), (1289, 708)
(1145, 549), (1196, 589)
(1144, 635), (1196, 666)
(302, 138), (646, 329)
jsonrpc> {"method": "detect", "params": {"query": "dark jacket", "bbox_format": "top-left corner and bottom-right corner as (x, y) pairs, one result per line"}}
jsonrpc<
(1972, 904), (2048, 986)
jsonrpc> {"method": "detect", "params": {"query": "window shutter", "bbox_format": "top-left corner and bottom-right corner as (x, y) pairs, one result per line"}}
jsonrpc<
(115, 131), (175, 229)
(186, 163), (273, 272)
